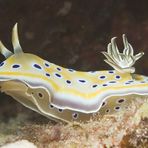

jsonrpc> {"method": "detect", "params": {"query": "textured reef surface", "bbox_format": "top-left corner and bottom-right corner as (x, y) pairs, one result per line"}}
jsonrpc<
(0, 98), (148, 147)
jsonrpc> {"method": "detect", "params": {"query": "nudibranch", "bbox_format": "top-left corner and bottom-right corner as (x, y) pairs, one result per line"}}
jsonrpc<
(0, 24), (148, 123)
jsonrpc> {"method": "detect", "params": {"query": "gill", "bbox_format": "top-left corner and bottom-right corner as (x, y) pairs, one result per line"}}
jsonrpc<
(102, 35), (144, 80)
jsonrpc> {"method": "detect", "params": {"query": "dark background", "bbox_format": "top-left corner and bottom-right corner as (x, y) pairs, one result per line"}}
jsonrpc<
(0, 0), (148, 119)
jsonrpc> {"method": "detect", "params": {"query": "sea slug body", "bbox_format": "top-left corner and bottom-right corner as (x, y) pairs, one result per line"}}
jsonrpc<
(0, 23), (147, 122)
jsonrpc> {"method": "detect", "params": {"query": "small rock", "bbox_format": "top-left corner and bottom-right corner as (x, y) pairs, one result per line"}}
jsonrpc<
(1, 140), (37, 148)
